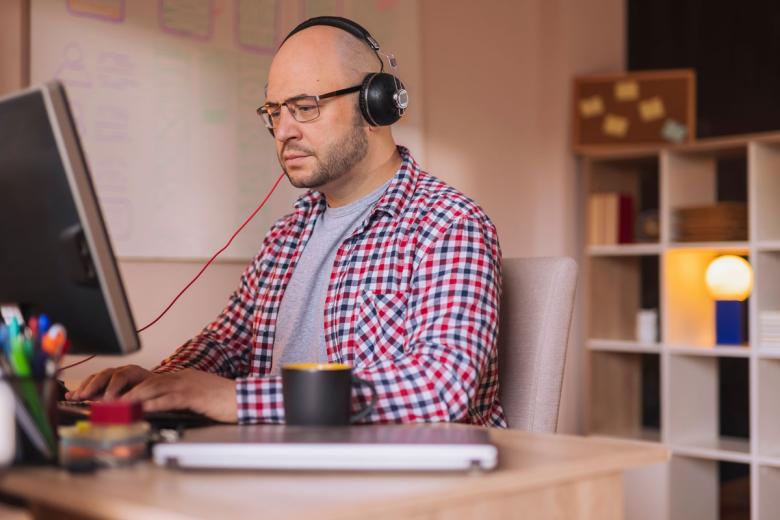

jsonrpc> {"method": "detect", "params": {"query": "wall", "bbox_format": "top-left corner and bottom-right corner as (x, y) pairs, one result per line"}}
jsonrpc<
(0, 0), (28, 96)
(419, 0), (625, 433)
(3, 0), (626, 434)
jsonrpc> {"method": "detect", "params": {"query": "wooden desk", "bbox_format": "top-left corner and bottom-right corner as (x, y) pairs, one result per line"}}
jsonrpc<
(0, 426), (667, 520)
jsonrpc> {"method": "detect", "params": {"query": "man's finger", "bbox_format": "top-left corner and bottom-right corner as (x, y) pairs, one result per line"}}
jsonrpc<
(75, 371), (112, 400)
(65, 375), (92, 400)
(71, 373), (97, 398)
(103, 372), (132, 401)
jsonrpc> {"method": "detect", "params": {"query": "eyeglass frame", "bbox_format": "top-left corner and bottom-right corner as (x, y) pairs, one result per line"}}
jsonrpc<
(257, 84), (362, 132)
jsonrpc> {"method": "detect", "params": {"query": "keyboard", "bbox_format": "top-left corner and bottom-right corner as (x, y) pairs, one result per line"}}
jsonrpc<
(57, 400), (216, 430)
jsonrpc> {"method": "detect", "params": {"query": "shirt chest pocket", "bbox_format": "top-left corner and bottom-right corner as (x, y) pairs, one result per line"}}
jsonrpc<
(350, 289), (409, 364)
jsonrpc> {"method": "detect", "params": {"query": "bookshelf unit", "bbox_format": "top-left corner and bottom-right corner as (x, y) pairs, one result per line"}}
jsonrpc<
(581, 132), (780, 520)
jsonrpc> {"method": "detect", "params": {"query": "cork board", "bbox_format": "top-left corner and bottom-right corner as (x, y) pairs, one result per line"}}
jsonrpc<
(573, 69), (696, 151)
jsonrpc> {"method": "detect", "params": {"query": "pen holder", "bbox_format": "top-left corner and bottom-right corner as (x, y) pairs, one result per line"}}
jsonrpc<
(1, 375), (59, 466)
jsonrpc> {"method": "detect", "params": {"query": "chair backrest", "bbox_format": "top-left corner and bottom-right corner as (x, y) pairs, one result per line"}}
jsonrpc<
(497, 257), (578, 432)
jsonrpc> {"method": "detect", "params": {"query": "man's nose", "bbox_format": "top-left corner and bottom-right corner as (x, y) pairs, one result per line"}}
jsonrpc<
(274, 106), (301, 142)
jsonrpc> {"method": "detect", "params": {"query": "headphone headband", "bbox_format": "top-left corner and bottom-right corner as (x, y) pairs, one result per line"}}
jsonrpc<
(282, 16), (380, 52)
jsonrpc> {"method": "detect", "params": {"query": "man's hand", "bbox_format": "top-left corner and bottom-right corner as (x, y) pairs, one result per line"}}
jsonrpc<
(120, 368), (238, 423)
(66, 365), (151, 401)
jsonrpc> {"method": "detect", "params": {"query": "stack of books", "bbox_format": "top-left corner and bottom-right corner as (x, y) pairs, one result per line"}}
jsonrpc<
(759, 311), (780, 349)
(588, 192), (634, 245)
(674, 202), (747, 242)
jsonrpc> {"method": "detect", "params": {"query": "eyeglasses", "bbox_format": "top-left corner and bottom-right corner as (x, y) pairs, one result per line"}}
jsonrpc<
(257, 85), (361, 131)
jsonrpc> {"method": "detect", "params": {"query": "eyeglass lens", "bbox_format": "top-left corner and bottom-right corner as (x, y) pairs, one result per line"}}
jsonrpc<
(260, 97), (320, 129)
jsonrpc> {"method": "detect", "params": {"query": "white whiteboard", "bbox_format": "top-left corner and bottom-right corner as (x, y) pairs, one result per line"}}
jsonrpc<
(31, 0), (423, 259)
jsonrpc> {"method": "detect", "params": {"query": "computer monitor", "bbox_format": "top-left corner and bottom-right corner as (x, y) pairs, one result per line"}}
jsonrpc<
(0, 80), (139, 355)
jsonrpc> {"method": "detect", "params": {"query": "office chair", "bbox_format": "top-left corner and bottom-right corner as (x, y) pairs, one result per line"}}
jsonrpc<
(497, 257), (578, 432)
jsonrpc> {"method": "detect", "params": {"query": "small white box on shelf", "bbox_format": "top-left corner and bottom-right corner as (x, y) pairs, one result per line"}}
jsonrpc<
(759, 311), (780, 348)
(636, 309), (658, 343)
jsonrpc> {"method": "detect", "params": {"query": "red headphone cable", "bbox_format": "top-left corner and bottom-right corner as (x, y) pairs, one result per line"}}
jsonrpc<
(60, 171), (287, 372)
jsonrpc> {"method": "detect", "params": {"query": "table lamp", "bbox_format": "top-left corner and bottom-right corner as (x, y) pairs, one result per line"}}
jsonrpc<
(705, 255), (753, 345)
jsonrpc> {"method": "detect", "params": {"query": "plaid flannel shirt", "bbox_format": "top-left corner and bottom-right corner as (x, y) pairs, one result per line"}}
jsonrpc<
(155, 147), (506, 427)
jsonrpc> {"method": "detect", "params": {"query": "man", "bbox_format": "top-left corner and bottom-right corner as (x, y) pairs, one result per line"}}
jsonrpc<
(68, 17), (506, 427)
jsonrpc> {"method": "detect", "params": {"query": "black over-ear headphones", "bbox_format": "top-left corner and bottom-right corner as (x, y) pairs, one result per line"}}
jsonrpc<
(281, 16), (409, 127)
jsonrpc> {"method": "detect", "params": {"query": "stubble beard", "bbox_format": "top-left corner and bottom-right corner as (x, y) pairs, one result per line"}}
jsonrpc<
(281, 114), (368, 190)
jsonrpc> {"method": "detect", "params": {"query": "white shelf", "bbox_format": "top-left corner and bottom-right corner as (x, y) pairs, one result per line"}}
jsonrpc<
(758, 348), (780, 359)
(666, 241), (750, 251)
(666, 345), (751, 358)
(587, 339), (660, 354)
(588, 243), (661, 256)
(758, 456), (780, 468)
(671, 437), (752, 463)
(755, 240), (780, 251)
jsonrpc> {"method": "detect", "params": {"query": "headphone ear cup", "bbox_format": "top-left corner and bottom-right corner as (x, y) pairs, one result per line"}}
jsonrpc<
(359, 72), (407, 127)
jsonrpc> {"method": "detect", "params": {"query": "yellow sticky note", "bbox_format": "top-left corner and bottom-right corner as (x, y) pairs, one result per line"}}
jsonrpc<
(615, 80), (639, 101)
(639, 97), (666, 121)
(579, 96), (605, 118)
(603, 114), (629, 137)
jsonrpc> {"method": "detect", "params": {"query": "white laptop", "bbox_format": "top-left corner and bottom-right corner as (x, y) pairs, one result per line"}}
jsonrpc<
(153, 423), (498, 472)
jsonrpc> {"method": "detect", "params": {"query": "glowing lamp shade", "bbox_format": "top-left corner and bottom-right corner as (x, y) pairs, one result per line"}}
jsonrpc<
(705, 255), (753, 301)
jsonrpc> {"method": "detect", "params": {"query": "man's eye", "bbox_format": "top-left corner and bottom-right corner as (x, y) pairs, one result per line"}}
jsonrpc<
(269, 108), (282, 118)
(297, 105), (317, 113)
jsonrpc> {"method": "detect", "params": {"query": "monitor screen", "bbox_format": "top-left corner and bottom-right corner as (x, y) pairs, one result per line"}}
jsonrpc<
(0, 81), (139, 355)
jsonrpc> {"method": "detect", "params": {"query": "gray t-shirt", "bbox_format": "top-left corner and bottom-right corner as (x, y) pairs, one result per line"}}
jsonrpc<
(270, 180), (391, 374)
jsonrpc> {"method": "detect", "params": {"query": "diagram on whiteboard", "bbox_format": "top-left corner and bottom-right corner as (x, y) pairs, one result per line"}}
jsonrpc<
(31, 0), (422, 259)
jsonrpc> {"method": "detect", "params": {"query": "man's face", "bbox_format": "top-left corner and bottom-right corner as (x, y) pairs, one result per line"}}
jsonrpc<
(265, 32), (368, 190)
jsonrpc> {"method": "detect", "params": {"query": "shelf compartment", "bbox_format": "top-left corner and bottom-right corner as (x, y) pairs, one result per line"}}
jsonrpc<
(668, 356), (750, 450)
(664, 248), (750, 347)
(589, 351), (660, 440)
(588, 339), (660, 354)
(670, 457), (750, 520)
(586, 156), (660, 246)
(589, 256), (659, 341)
(662, 148), (748, 243)
(751, 142), (780, 242)
(758, 359), (780, 459)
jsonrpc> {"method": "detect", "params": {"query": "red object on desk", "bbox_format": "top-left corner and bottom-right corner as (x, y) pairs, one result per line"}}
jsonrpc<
(90, 401), (143, 425)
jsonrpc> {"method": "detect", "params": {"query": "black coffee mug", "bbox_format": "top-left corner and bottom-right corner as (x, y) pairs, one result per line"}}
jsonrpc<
(282, 363), (377, 426)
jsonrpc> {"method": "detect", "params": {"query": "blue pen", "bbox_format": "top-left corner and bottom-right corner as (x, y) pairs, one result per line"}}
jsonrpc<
(0, 325), (9, 357)
(37, 314), (50, 337)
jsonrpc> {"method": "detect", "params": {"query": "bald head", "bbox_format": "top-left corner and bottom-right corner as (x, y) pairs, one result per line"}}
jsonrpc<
(269, 25), (380, 96)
